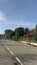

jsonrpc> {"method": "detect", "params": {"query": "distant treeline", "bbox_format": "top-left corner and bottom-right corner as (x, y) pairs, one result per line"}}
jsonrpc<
(0, 24), (37, 42)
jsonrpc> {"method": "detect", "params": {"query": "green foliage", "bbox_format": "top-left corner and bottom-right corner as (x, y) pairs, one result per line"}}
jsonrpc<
(15, 27), (24, 36)
(5, 29), (14, 39)
(34, 24), (37, 41)
(15, 27), (24, 41)
(4, 24), (37, 42)
(24, 28), (29, 34)
(34, 34), (37, 41)
(15, 28), (19, 41)
(35, 24), (37, 34)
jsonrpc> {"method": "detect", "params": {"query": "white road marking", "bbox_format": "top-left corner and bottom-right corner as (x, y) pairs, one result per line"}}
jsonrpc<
(2, 43), (23, 65)
(15, 57), (23, 65)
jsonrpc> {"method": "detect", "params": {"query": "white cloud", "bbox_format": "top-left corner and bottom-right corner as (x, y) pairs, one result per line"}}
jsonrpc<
(0, 11), (36, 30)
(11, 19), (36, 29)
(0, 11), (6, 24)
(0, 11), (4, 17)
(19, 20), (36, 29)
(0, 11), (13, 25)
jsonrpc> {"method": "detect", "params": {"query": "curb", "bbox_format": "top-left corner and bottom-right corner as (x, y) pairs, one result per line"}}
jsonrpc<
(19, 41), (37, 47)
(30, 43), (37, 47)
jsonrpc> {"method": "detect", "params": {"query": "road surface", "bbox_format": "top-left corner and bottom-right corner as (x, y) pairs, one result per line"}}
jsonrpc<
(0, 40), (17, 65)
(0, 40), (37, 65)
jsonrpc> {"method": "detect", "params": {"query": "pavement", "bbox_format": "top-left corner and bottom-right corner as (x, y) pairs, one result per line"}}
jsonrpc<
(1, 40), (37, 65)
(20, 41), (37, 47)
(0, 40), (17, 65)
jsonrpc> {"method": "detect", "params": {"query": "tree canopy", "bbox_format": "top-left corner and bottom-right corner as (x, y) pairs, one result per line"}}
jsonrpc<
(24, 28), (29, 34)
(5, 29), (15, 39)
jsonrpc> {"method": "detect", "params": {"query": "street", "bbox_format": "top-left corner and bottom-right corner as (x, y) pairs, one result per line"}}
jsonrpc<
(0, 40), (17, 65)
(0, 40), (37, 65)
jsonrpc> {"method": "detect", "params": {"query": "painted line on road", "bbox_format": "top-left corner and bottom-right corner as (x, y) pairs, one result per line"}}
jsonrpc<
(5, 46), (14, 55)
(15, 57), (23, 65)
(3, 43), (23, 65)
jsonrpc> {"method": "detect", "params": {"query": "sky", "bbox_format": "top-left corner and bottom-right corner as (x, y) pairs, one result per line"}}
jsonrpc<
(0, 0), (37, 34)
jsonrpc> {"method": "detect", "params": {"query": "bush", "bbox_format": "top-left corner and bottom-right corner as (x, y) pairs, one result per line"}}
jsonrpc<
(34, 34), (37, 41)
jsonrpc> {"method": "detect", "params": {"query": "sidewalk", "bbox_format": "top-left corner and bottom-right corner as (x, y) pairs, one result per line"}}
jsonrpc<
(19, 41), (37, 47)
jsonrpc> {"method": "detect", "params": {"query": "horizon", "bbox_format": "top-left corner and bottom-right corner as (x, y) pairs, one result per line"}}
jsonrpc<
(0, 25), (36, 35)
(0, 0), (37, 34)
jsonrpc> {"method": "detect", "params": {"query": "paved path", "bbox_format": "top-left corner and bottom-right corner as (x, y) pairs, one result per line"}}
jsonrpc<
(1, 40), (37, 65)
(0, 40), (16, 65)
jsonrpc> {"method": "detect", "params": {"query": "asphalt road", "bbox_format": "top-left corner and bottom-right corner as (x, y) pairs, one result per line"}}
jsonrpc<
(0, 40), (17, 65)
(1, 40), (37, 65)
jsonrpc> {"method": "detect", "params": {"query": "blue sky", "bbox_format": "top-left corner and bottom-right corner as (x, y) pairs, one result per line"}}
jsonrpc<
(0, 0), (37, 34)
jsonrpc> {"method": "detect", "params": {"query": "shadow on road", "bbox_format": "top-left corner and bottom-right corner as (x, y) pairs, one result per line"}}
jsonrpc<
(15, 54), (37, 62)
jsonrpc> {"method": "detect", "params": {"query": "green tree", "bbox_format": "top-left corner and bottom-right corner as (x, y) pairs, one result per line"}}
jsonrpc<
(24, 28), (29, 34)
(34, 24), (37, 41)
(15, 27), (24, 41)
(35, 24), (37, 33)
(5, 29), (14, 39)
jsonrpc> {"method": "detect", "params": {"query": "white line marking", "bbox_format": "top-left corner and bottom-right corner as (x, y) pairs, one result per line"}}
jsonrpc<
(15, 57), (23, 65)
(10, 50), (14, 55)
(5, 46), (14, 55)
(3, 43), (23, 65)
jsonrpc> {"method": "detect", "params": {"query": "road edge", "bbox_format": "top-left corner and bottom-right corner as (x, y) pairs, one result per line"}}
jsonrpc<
(19, 41), (37, 47)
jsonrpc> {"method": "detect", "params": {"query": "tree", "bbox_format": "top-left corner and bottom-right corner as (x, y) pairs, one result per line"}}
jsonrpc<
(34, 24), (37, 41)
(5, 29), (14, 39)
(0, 34), (4, 39)
(24, 28), (29, 34)
(35, 24), (37, 34)
(15, 27), (24, 41)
